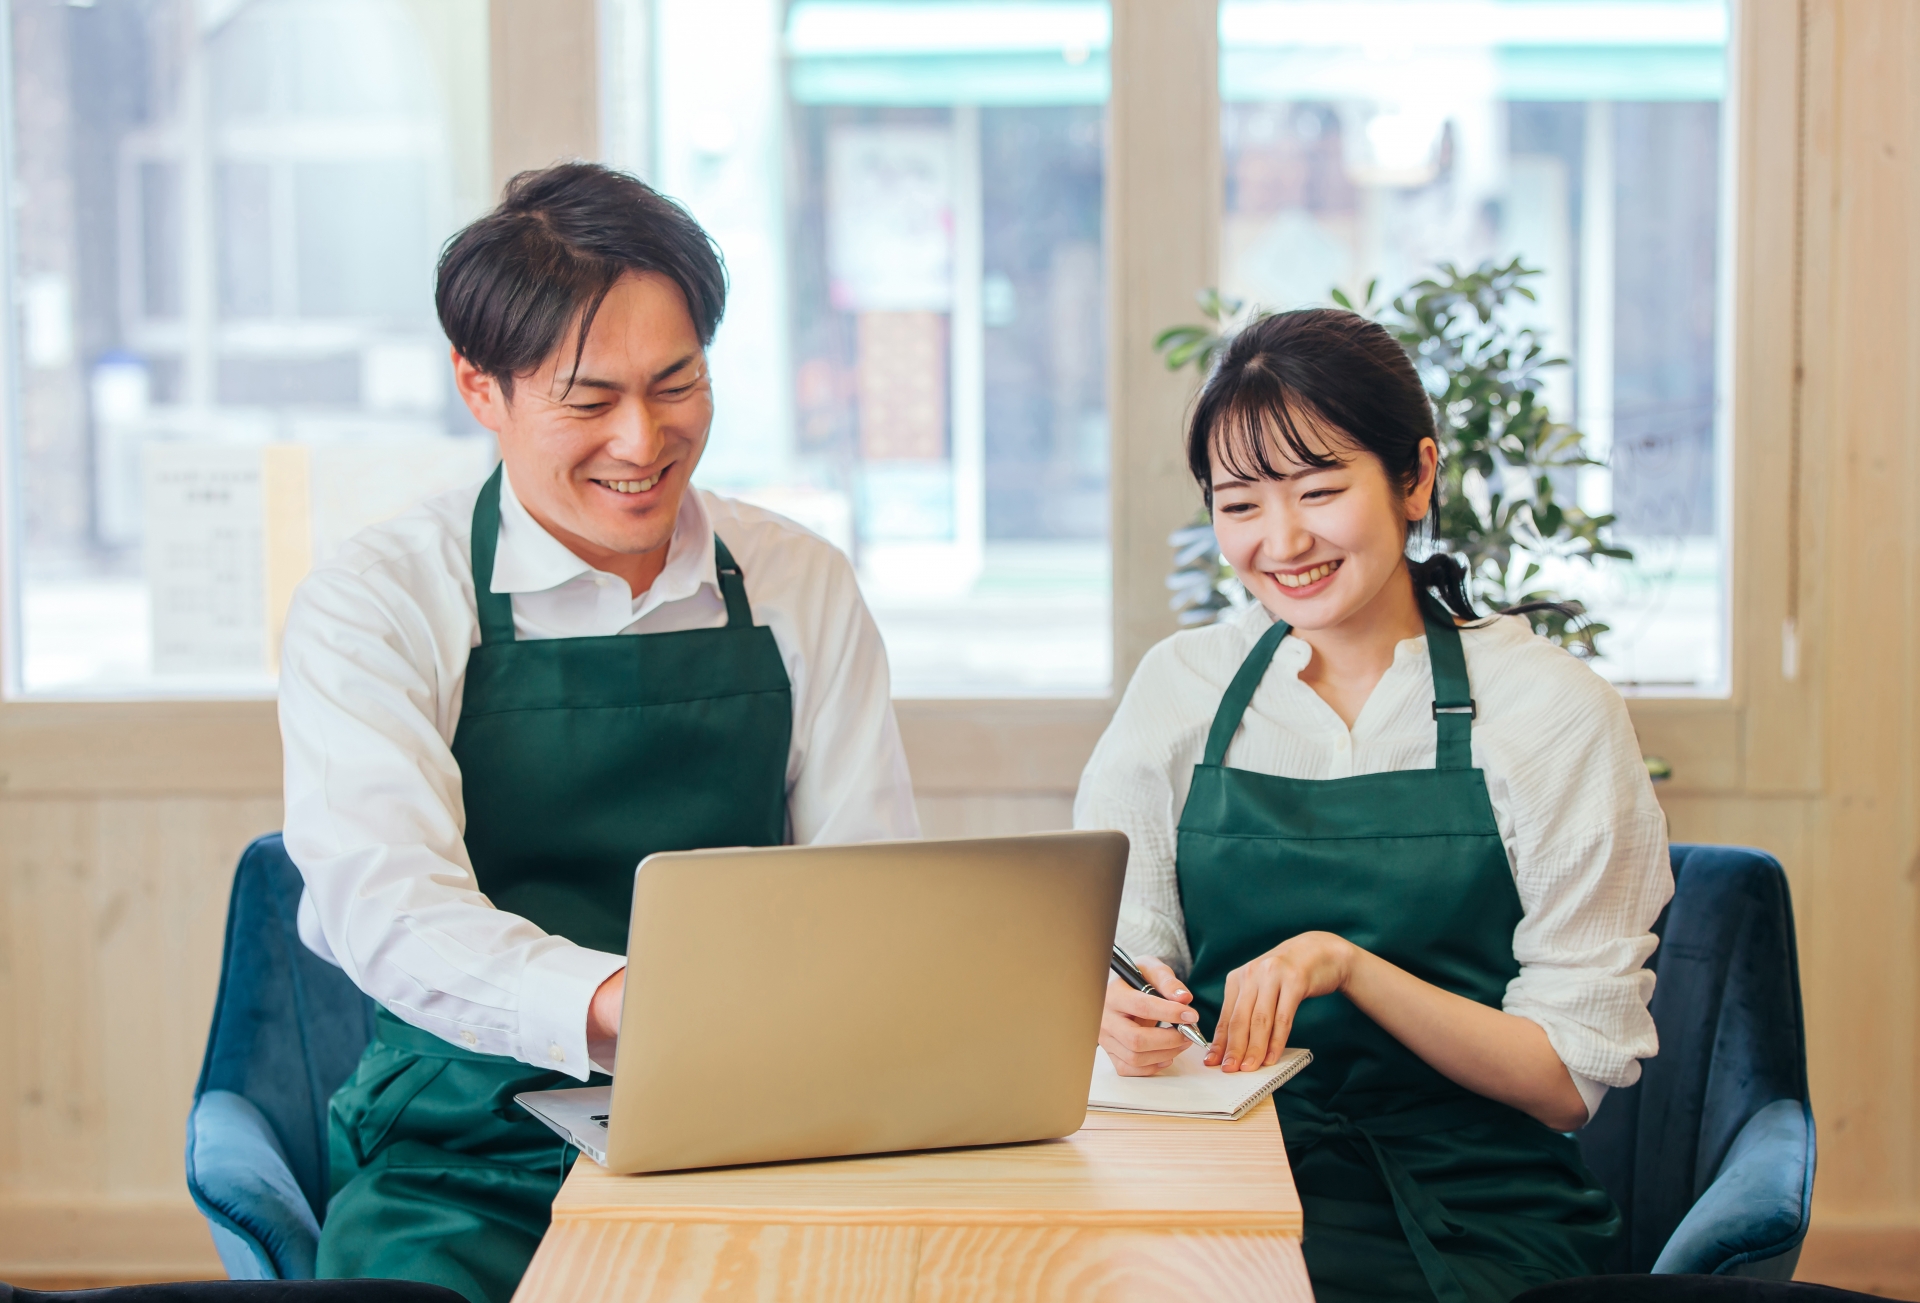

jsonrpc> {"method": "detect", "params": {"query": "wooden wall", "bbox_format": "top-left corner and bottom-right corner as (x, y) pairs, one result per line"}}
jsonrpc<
(1657, 0), (1920, 1245)
(1, 0), (1918, 1288)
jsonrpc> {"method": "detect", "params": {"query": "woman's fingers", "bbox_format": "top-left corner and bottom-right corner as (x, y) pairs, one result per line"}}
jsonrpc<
(1236, 964), (1285, 1070)
(1104, 1011), (1189, 1055)
(1218, 966), (1259, 1071)
(1099, 1004), (1188, 1075)
(1203, 934), (1353, 1071)
(1104, 1035), (1186, 1075)
(1265, 979), (1304, 1065)
(1136, 955), (1192, 1005)
(1205, 968), (1234, 1066)
(1100, 977), (1194, 1064)
(1111, 983), (1200, 1028)
(1104, 968), (1199, 1032)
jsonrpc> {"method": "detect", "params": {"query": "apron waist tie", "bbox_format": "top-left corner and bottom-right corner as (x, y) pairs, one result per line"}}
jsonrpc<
(1279, 1093), (1523, 1303)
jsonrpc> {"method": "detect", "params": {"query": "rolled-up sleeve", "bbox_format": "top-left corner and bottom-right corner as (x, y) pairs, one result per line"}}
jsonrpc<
(1495, 684), (1673, 1096)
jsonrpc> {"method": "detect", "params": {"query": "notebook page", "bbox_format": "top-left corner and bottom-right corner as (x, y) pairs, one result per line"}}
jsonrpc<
(1088, 1044), (1312, 1120)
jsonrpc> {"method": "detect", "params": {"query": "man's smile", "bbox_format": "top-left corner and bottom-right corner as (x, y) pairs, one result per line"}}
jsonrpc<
(594, 474), (661, 494)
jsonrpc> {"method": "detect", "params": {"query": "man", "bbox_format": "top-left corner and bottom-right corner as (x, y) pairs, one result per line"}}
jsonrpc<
(278, 163), (919, 1303)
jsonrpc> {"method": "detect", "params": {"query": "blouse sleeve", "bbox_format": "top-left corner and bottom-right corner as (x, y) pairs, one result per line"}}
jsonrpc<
(1073, 638), (1211, 978)
(1485, 645), (1675, 1093)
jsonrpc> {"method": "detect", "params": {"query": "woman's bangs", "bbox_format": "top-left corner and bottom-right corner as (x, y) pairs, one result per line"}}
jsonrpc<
(1211, 388), (1347, 486)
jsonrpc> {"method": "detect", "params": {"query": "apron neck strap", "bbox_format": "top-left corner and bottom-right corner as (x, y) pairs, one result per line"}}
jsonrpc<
(468, 466), (757, 640)
(713, 536), (754, 629)
(1423, 600), (1475, 771)
(469, 465), (516, 645)
(1200, 601), (1476, 771)
(1202, 617), (1293, 767)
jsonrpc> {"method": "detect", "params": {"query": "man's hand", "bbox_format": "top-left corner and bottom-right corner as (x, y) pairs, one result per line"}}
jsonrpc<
(1098, 955), (1203, 1076)
(1209, 931), (1353, 1072)
(588, 968), (626, 1042)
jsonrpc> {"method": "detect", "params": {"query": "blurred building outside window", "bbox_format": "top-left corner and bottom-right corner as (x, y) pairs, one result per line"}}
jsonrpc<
(1, 0), (1733, 701)
(5, 0), (493, 696)
(1220, 0), (1733, 692)
(4, 0), (1115, 700)
(604, 0), (1115, 697)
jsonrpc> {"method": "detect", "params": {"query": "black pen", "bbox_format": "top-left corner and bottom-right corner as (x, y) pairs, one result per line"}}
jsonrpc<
(1110, 943), (1210, 1048)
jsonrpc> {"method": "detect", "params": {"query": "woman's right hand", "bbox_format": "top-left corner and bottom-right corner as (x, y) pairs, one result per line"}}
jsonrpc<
(1098, 955), (1203, 1076)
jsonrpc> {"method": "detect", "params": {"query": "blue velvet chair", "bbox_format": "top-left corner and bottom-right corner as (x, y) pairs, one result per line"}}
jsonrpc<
(1577, 844), (1816, 1278)
(185, 835), (376, 1279)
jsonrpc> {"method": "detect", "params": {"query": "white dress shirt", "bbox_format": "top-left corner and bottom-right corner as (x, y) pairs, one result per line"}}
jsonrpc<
(279, 469), (921, 1080)
(1073, 600), (1673, 1120)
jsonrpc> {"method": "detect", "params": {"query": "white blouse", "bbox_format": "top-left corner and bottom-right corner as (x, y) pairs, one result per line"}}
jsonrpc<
(1073, 600), (1673, 1119)
(279, 469), (921, 1080)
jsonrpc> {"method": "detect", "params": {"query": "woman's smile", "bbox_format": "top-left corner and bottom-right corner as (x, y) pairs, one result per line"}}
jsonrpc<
(1270, 558), (1342, 593)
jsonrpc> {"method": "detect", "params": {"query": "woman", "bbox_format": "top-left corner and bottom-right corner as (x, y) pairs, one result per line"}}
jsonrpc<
(1075, 309), (1672, 1302)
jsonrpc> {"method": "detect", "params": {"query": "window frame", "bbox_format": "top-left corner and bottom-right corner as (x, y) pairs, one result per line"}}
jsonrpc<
(0, 0), (1806, 808)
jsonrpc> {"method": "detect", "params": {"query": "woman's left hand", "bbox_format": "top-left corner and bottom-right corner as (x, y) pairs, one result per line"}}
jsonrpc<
(1210, 931), (1355, 1072)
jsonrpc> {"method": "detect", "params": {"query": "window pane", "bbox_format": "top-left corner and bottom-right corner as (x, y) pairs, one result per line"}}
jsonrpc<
(612, 0), (1113, 697)
(216, 162), (275, 319)
(7, 0), (491, 696)
(1220, 0), (1730, 692)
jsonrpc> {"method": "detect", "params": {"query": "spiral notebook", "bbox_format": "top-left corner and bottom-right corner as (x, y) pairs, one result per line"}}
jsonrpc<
(1087, 1043), (1312, 1120)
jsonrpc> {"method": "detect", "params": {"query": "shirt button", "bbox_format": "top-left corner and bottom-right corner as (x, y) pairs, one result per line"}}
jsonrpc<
(549, 1044), (566, 1063)
(460, 1030), (479, 1047)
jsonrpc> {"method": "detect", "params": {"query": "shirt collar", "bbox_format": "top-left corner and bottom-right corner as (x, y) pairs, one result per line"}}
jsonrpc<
(490, 467), (718, 613)
(1232, 601), (1437, 675)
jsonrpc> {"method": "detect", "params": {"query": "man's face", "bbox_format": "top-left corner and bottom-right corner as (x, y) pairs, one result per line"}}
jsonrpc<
(452, 271), (712, 573)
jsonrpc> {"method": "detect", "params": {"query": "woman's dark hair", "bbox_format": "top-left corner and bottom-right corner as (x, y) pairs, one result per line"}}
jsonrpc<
(1185, 307), (1477, 620)
(436, 162), (727, 397)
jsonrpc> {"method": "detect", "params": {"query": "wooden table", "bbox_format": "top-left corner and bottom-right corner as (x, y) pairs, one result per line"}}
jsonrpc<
(514, 1101), (1312, 1303)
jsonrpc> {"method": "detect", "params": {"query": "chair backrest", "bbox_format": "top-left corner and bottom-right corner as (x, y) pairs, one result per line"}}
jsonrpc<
(1576, 844), (1810, 1272)
(194, 834), (376, 1221)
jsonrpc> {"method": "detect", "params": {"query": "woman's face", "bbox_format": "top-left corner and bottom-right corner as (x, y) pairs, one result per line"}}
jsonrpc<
(1209, 414), (1436, 633)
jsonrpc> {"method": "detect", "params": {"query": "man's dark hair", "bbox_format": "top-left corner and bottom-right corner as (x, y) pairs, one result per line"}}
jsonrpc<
(436, 162), (727, 396)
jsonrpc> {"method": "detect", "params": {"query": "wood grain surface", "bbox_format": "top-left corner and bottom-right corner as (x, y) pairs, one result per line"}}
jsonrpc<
(549, 1103), (1299, 1231)
(516, 1222), (1314, 1303)
(513, 1104), (1308, 1302)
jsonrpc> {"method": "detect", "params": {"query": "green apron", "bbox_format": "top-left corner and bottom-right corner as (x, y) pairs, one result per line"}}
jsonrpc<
(1175, 602), (1622, 1303)
(316, 467), (793, 1303)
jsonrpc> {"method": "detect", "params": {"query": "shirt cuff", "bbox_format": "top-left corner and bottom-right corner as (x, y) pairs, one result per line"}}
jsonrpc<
(1570, 1070), (1609, 1124)
(518, 943), (626, 1082)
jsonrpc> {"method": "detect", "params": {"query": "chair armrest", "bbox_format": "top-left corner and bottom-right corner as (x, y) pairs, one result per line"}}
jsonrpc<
(1651, 1098), (1815, 1277)
(184, 1090), (323, 1279)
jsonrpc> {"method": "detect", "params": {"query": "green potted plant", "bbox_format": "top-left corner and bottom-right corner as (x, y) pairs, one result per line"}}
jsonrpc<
(1155, 258), (1632, 655)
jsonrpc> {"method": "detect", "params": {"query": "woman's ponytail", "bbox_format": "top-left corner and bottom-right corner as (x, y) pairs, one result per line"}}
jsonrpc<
(1409, 553), (1476, 623)
(1413, 551), (1591, 641)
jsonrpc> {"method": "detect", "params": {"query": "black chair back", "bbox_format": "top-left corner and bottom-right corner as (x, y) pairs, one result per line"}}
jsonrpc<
(194, 834), (376, 1221)
(1577, 844), (1811, 1272)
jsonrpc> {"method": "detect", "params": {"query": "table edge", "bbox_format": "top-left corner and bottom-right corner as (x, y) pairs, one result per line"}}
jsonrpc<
(547, 1204), (1304, 1232)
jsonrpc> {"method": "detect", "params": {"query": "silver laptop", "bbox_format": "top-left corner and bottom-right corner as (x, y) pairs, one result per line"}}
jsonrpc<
(516, 830), (1126, 1174)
